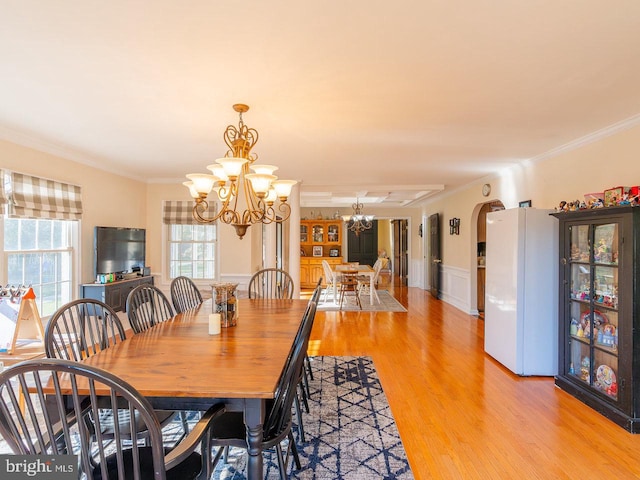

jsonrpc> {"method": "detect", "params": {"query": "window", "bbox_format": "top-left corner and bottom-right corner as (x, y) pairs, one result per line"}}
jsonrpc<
(163, 200), (217, 280)
(167, 223), (217, 279)
(3, 218), (75, 317)
(0, 170), (81, 318)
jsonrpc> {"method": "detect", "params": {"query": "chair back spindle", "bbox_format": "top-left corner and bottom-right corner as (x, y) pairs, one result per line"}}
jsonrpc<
(170, 276), (203, 313)
(248, 268), (294, 299)
(126, 285), (175, 333)
(45, 299), (126, 361)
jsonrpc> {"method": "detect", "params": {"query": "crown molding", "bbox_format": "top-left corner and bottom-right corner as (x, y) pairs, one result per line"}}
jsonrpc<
(529, 113), (640, 164)
(0, 124), (142, 182)
(421, 113), (640, 207)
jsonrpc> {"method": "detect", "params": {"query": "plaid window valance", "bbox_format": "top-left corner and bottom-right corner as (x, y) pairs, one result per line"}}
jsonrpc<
(163, 200), (211, 225)
(9, 172), (83, 220)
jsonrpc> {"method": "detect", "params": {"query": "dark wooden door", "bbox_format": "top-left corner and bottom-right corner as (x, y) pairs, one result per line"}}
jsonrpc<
(347, 221), (378, 266)
(392, 219), (408, 286)
(429, 213), (441, 298)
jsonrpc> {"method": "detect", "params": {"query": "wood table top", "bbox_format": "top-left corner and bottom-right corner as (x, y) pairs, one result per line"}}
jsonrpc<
(335, 264), (374, 273)
(77, 298), (309, 400)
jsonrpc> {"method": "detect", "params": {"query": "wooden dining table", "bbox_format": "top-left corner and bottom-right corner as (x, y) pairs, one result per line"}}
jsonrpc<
(70, 297), (309, 480)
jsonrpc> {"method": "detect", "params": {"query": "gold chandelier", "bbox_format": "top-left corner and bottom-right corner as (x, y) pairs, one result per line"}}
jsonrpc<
(342, 198), (374, 236)
(184, 104), (297, 239)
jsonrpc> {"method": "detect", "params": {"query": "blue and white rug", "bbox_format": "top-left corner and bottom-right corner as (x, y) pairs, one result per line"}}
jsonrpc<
(215, 356), (414, 479)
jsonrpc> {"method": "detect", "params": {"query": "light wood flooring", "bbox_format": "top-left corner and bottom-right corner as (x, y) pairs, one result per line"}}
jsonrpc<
(305, 273), (640, 479)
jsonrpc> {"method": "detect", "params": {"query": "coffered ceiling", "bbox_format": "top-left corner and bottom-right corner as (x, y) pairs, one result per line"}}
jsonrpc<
(1, 1), (640, 207)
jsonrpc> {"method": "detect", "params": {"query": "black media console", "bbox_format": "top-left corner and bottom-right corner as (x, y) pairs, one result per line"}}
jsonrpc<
(80, 276), (154, 312)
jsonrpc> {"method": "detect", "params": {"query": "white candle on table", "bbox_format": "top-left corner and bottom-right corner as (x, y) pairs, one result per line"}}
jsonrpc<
(209, 313), (221, 335)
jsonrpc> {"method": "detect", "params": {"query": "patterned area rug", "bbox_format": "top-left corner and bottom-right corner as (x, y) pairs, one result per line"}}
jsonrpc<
(317, 290), (407, 312)
(213, 356), (413, 479)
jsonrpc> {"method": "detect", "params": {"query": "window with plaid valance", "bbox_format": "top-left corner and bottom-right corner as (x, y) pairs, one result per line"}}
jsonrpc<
(9, 172), (83, 220)
(163, 200), (210, 225)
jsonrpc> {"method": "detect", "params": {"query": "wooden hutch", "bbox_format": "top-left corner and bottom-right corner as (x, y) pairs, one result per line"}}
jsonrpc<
(300, 219), (343, 288)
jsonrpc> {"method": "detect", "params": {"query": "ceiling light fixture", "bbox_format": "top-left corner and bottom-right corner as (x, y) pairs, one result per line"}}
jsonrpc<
(342, 198), (374, 236)
(184, 104), (297, 239)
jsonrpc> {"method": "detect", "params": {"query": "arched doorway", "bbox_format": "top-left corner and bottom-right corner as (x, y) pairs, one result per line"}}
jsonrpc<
(473, 200), (504, 317)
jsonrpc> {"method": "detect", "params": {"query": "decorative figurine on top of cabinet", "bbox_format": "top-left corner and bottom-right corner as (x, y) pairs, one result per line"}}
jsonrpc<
(556, 201), (567, 212)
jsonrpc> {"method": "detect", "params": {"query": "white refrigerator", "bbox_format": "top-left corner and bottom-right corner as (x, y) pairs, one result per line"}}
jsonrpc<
(484, 207), (559, 376)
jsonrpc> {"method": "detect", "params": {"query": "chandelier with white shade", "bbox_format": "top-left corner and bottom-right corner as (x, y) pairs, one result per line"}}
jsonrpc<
(184, 104), (297, 239)
(343, 198), (374, 236)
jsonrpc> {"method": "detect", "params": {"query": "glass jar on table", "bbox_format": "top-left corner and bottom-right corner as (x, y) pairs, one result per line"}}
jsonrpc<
(211, 282), (239, 327)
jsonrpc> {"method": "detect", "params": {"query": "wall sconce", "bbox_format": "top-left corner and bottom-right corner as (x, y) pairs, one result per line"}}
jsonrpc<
(449, 218), (460, 235)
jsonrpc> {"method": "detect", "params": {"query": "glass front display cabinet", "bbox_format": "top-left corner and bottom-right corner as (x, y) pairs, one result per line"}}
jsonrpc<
(553, 206), (640, 432)
(300, 223), (309, 244)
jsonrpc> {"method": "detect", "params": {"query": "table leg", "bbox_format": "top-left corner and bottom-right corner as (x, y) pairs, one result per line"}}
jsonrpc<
(245, 398), (265, 480)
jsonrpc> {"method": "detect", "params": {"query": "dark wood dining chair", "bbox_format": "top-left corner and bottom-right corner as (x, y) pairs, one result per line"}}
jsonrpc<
(289, 279), (322, 444)
(0, 358), (225, 480)
(208, 302), (317, 480)
(45, 298), (127, 361)
(294, 288), (321, 444)
(339, 269), (362, 310)
(302, 278), (322, 386)
(248, 268), (294, 299)
(44, 299), (182, 443)
(126, 284), (175, 333)
(170, 276), (203, 313)
(126, 285), (193, 434)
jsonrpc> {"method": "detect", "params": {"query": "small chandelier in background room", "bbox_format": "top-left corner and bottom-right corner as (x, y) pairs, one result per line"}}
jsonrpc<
(342, 198), (374, 236)
(184, 104), (297, 239)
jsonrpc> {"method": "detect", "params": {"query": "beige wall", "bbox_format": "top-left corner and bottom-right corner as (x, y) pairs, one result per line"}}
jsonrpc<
(0, 137), (271, 297)
(0, 139), (147, 286)
(377, 220), (392, 258)
(145, 183), (256, 289)
(421, 121), (640, 312)
(423, 122), (640, 269)
(3, 119), (639, 303)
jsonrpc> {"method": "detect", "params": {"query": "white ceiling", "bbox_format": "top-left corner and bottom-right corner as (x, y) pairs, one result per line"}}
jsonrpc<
(1, 1), (640, 207)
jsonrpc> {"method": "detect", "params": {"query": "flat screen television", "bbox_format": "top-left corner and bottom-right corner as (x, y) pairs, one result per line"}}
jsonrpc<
(94, 226), (146, 276)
